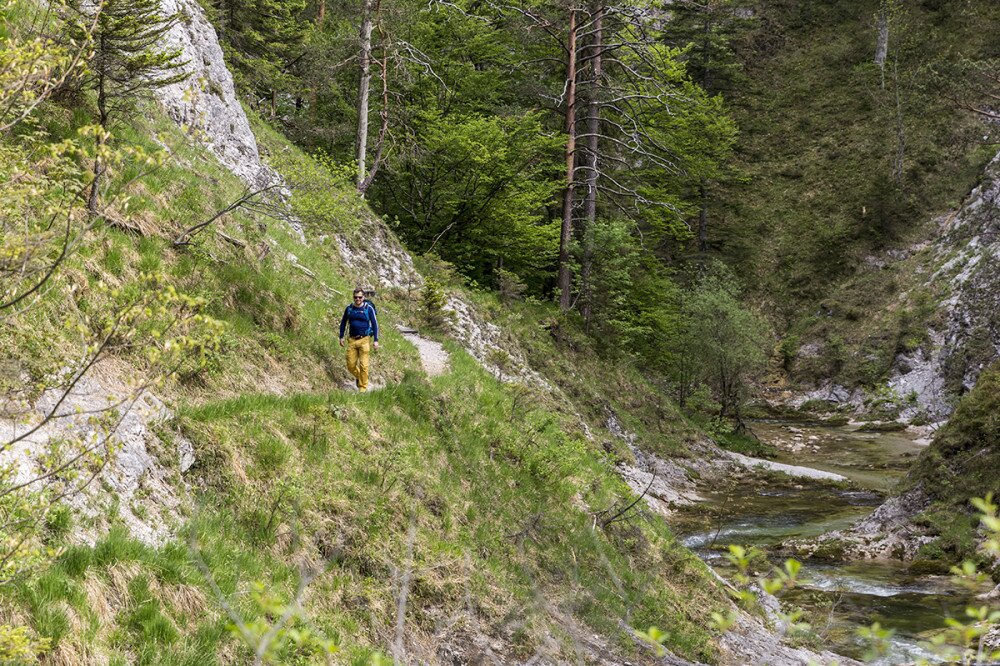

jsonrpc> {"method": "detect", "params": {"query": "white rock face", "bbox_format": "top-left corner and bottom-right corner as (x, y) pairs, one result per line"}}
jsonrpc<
(155, 0), (275, 189)
(888, 151), (1000, 417)
(0, 364), (189, 546)
(335, 223), (421, 291)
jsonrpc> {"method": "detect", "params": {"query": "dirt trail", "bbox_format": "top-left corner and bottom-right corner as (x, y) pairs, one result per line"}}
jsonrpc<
(398, 326), (449, 377)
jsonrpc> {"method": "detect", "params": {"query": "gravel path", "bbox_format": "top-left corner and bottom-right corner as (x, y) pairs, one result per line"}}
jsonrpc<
(398, 327), (449, 377)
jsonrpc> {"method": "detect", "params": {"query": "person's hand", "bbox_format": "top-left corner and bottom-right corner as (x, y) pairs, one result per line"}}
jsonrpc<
(339, 338), (344, 347)
(373, 341), (379, 350)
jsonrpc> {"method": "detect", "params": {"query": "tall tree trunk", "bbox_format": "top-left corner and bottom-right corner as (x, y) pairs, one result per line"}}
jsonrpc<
(558, 7), (578, 311)
(359, 40), (389, 194)
(88, 38), (107, 217)
(875, 0), (889, 88)
(697, 178), (708, 252)
(317, 0), (325, 25)
(580, 3), (602, 326)
(355, 0), (374, 191)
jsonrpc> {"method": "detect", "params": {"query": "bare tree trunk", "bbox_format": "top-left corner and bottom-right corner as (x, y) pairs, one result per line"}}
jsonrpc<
(558, 7), (578, 311)
(358, 38), (389, 194)
(580, 3), (602, 326)
(88, 38), (107, 217)
(891, 58), (905, 184)
(355, 0), (374, 191)
(875, 0), (889, 88)
(317, 0), (325, 25)
(697, 179), (708, 252)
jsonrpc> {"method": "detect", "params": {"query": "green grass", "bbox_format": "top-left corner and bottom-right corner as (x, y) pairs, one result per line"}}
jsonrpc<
(1, 94), (736, 662)
(7, 352), (725, 661)
(717, 0), (1000, 346)
(171, 350), (723, 661)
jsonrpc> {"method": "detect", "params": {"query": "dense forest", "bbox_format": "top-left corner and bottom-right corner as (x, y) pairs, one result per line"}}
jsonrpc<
(3, 0), (1000, 662)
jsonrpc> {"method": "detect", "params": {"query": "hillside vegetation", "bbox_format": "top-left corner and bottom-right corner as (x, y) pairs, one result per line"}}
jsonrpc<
(5, 0), (1000, 660)
(693, 0), (1000, 405)
(0, 80), (728, 661)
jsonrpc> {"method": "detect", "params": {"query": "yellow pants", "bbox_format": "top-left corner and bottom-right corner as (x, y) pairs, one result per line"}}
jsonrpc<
(346, 336), (371, 391)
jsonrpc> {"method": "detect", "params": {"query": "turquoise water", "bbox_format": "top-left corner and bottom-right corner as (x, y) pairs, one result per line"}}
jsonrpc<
(673, 420), (984, 663)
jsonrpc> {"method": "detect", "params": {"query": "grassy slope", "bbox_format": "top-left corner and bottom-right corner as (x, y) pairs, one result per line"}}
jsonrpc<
(718, 0), (999, 390)
(0, 102), (729, 663)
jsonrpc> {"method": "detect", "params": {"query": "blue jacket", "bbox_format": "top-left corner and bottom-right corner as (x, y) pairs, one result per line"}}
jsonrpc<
(339, 301), (379, 341)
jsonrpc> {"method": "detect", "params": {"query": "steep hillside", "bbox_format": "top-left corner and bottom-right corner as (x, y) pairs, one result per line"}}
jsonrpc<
(0, 107), (730, 664)
(0, 4), (847, 661)
(720, 0), (999, 309)
(713, 0), (1000, 419)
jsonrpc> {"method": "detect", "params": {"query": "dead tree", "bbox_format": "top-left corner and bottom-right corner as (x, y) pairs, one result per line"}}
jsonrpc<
(558, 6), (579, 311)
(173, 184), (283, 247)
(355, 0), (375, 190)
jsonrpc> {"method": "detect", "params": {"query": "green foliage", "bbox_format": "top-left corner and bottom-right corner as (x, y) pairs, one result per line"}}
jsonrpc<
(663, 0), (756, 95)
(70, 0), (188, 116)
(207, 0), (307, 106)
(420, 276), (449, 331)
(375, 111), (563, 289)
(715, 0), (999, 313)
(669, 263), (770, 421)
(576, 219), (691, 385)
(0, 624), (50, 663)
(268, 146), (361, 234)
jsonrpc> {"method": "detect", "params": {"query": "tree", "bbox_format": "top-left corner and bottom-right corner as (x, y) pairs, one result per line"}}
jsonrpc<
(209, 0), (307, 114)
(374, 110), (562, 288)
(661, 0), (753, 252)
(73, 0), (188, 214)
(355, 0), (376, 189)
(675, 264), (769, 430)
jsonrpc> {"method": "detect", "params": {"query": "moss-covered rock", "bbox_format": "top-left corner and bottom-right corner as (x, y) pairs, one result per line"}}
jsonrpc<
(906, 363), (1000, 506)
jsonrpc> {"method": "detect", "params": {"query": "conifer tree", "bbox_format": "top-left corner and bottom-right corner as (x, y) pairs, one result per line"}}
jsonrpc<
(211, 0), (306, 114)
(76, 0), (188, 214)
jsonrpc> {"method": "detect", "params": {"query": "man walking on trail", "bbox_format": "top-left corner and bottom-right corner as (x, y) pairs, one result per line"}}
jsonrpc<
(339, 288), (379, 392)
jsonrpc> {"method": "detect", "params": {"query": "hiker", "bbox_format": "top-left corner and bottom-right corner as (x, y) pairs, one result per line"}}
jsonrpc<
(339, 288), (379, 392)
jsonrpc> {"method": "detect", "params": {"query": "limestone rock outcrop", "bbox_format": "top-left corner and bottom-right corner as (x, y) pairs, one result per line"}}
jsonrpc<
(155, 0), (276, 189)
(889, 152), (1000, 419)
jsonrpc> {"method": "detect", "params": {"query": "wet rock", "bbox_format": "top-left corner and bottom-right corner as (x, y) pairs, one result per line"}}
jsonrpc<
(791, 488), (933, 561)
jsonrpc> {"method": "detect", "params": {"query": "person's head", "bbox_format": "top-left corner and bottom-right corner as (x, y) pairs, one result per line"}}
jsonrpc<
(353, 288), (365, 304)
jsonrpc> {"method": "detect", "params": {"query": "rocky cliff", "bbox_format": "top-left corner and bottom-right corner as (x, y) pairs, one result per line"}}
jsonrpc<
(887, 151), (1000, 419)
(155, 0), (275, 189)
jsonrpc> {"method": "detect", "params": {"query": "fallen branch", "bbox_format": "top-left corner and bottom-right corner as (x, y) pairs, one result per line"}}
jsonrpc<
(174, 184), (282, 247)
(215, 229), (247, 248)
(601, 470), (655, 527)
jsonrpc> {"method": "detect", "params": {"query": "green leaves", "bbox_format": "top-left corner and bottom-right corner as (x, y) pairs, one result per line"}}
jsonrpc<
(634, 625), (670, 656)
(375, 110), (562, 289)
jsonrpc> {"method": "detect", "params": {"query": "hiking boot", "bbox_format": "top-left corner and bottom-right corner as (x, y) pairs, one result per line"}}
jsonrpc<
(355, 378), (361, 389)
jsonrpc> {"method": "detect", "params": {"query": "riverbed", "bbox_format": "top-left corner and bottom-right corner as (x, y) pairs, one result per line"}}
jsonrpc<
(673, 419), (981, 664)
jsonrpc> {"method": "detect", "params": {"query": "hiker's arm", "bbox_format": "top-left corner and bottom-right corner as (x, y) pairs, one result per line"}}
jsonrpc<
(369, 304), (379, 343)
(339, 307), (349, 343)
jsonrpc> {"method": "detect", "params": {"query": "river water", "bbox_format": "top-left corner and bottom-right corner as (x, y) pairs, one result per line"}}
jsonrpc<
(672, 420), (982, 664)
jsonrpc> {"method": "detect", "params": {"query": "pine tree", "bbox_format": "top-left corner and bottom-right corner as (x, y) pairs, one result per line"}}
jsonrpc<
(76, 0), (188, 214)
(212, 0), (306, 114)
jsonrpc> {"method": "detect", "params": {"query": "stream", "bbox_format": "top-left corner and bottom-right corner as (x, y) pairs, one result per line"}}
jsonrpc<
(673, 420), (982, 664)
